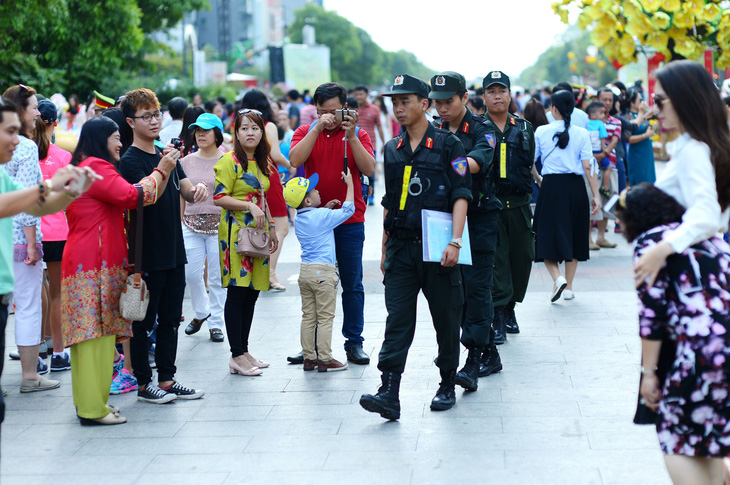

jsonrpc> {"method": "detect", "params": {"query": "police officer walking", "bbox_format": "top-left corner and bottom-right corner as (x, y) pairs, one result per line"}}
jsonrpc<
(483, 71), (537, 355)
(429, 72), (503, 391)
(359, 74), (472, 420)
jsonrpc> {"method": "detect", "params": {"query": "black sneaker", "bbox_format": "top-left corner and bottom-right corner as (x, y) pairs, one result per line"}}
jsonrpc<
(163, 381), (204, 400)
(137, 384), (176, 404)
(50, 352), (71, 371)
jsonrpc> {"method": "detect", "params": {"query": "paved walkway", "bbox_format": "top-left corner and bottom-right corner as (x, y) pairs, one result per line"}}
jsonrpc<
(0, 180), (671, 484)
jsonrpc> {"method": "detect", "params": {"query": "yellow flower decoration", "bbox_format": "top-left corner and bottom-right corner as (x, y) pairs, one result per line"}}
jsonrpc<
(686, 0), (706, 17)
(598, 12), (619, 30)
(622, 0), (643, 19)
(652, 12), (671, 29)
(661, 0), (681, 12)
(590, 26), (615, 47)
(673, 36), (702, 58)
(717, 50), (730, 69)
(626, 15), (654, 37)
(577, 11), (593, 29)
(619, 35), (637, 57)
(585, 5), (604, 20)
(638, 0), (662, 12)
(703, 3), (722, 23)
(646, 30), (670, 51)
(673, 9), (695, 28)
(557, 8), (569, 23)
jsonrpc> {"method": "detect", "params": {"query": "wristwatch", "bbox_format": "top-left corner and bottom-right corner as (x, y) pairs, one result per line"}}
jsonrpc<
(450, 237), (463, 248)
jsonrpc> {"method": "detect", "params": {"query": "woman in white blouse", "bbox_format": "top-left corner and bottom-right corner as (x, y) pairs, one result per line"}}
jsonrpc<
(533, 90), (600, 302)
(633, 60), (730, 289)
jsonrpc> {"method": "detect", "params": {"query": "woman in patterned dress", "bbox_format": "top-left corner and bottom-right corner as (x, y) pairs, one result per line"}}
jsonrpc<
(618, 184), (730, 485)
(214, 109), (278, 376)
(62, 117), (175, 425)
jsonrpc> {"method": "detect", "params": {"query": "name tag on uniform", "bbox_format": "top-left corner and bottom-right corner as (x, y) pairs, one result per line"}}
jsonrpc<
(499, 143), (507, 178)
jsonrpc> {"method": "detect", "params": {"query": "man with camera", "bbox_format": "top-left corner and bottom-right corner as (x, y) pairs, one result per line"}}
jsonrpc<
(119, 88), (208, 404)
(289, 82), (376, 366)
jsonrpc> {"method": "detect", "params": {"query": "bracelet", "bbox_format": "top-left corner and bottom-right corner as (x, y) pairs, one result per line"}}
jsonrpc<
(46, 179), (54, 192)
(641, 365), (658, 376)
(38, 182), (47, 203)
(153, 168), (167, 181)
(448, 241), (461, 249)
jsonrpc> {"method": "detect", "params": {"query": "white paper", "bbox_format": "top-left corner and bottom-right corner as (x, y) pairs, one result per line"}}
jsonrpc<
(421, 210), (472, 265)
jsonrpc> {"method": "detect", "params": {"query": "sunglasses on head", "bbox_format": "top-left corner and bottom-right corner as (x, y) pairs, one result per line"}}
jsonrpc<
(19, 84), (30, 91)
(652, 93), (670, 110)
(238, 109), (262, 116)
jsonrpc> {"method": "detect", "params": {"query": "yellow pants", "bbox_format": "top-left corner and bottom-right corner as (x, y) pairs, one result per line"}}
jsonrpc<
(71, 335), (116, 419)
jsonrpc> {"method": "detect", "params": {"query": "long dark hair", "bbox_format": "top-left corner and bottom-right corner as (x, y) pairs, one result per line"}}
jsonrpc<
(180, 106), (204, 156)
(241, 89), (275, 124)
(615, 184), (686, 242)
(620, 88), (641, 115)
(522, 98), (548, 129)
(656, 60), (730, 211)
(101, 108), (133, 158)
(233, 110), (270, 176)
(71, 117), (119, 166)
(33, 118), (51, 160)
(3, 84), (37, 138)
(550, 90), (573, 149)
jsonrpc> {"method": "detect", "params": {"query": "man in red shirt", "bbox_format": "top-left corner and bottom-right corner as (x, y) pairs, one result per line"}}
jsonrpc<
(290, 82), (376, 365)
(353, 85), (384, 151)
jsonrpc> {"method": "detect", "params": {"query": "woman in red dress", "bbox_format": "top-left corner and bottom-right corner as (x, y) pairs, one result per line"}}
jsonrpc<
(61, 117), (176, 425)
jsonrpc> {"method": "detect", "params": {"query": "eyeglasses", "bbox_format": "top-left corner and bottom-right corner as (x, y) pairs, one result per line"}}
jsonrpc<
(238, 109), (262, 116)
(652, 93), (671, 110)
(131, 111), (163, 122)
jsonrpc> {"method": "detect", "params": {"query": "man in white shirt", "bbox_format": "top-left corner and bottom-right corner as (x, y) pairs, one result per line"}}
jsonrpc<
(158, 97), (188, 146)
(546, 83), (588, 129)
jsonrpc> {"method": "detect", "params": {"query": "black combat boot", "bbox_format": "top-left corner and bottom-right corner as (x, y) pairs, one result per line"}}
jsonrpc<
(479, 342), (503, 377)
(430, 369), (457, 411)
(359, 371), (401, 420)
(504, 302), (520, 334)
(454, 347), (481, 391)
(492, 307), (507, 345)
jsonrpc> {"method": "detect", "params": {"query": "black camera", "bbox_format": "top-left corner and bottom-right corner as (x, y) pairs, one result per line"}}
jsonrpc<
(171, 137), (183, 150)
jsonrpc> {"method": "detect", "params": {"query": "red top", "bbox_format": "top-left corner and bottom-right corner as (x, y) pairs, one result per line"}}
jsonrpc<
(291, 125), (372, 224)
(356, 103), (381, 147)
(267, 161), (287, 217)
(605, 115), (622, 168)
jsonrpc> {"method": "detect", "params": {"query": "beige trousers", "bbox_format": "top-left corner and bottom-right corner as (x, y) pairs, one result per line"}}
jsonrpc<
(298, 263), (338, 362)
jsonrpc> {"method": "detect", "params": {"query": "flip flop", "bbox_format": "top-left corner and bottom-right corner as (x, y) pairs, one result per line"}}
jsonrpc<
(269, 282), (286, 291)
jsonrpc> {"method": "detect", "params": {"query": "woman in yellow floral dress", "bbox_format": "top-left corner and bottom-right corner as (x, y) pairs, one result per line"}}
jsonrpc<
(214, 109), (278, 376)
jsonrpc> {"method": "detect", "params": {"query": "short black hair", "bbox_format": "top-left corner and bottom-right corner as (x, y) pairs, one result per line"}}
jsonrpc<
(553, 82), (575, 97)
(346, 96), (359, 109)
(0, 97), (17, 124)
(204, 100), (219, 113)
(586, 101), (606, 116)
(615, 184), (685, 242)
(313, 83), (347, 107)
(287, 89), (300, 100)
(469, 96), (485, 111)
(168, 97), (188, 120)
(193, 125), (224, 148)
(353, 85), (369, 93)
(101, 108), (133, 158)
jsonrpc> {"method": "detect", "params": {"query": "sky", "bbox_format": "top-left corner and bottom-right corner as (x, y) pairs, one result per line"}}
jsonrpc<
(322, 0), (572, 84)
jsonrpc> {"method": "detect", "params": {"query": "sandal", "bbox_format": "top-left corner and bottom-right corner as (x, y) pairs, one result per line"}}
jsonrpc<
(269, 282), (286, 291)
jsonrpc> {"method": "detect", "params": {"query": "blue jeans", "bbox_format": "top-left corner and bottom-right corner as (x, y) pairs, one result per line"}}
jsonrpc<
(617, 155), (627, 194)
(334, 222), (365, 350)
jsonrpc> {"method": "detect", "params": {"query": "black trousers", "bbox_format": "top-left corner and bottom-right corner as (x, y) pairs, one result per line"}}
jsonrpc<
(130, 265), (186, 387)
(460, 210), (499, 349)
(0, 300), (7, 424)
(224, 286), (260, 358)
(377, 240), (463, 374)
(492, 199), (535, 309)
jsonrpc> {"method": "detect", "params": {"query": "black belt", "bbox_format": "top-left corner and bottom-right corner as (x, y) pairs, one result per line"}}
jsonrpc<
(390, 229), (421, 241)
(0, 293), (11, 306)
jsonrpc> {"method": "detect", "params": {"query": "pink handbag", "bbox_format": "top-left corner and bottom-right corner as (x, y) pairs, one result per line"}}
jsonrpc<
(235, 167), (270, 259)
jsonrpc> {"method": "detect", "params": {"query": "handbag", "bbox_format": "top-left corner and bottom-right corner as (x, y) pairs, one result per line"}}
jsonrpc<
(235, 166), (270, 259)
(120, 185), (150, 321)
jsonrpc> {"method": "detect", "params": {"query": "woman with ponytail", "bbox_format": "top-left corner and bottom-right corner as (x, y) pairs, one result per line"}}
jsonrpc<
(533, 89), (600, 303)
(633, 60), (730, 291)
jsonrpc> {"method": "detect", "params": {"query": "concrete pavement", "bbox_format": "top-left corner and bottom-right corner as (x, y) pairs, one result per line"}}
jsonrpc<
(0, 180), (670, 484)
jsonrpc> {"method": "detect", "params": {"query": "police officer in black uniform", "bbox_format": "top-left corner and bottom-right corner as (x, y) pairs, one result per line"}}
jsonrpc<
(359, 74), (472, 420)
(482, 71), (537, 355)
(429, 72), (503, 391)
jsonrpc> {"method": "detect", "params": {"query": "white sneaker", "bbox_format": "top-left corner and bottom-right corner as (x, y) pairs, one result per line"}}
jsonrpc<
(551, 276), (568, 303)
(563, 289), (575, 300)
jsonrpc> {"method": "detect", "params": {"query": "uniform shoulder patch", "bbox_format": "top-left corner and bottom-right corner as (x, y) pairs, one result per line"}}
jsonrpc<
(485, 133), (496, 149)
(451, 157), (467, 177)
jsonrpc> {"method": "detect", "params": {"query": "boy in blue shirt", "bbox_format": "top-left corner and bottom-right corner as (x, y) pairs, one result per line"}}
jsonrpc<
(283, 170), (355, 372)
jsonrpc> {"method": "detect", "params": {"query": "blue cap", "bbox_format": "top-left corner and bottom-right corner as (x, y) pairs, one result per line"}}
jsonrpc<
(189, 112), (224, 132)
(283, 173), (319, 208)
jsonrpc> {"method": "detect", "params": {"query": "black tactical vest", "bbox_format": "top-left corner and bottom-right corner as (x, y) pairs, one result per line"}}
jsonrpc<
(493, 118), (533, 196)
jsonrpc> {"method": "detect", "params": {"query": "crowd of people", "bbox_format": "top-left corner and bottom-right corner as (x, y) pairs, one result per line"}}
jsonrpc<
(2, 59), (730, 484)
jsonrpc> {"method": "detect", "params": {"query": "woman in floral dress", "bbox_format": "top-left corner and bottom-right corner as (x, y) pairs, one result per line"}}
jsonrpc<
(62, 117), (175, 425)
(618, 183), (730, 485)
(214, 109), (278, 377)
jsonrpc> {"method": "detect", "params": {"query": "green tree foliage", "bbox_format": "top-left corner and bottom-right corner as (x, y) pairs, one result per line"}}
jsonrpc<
(0, 0), (206, 97)
(518, 27), (618, 89)
(288, 4), (432, 87)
